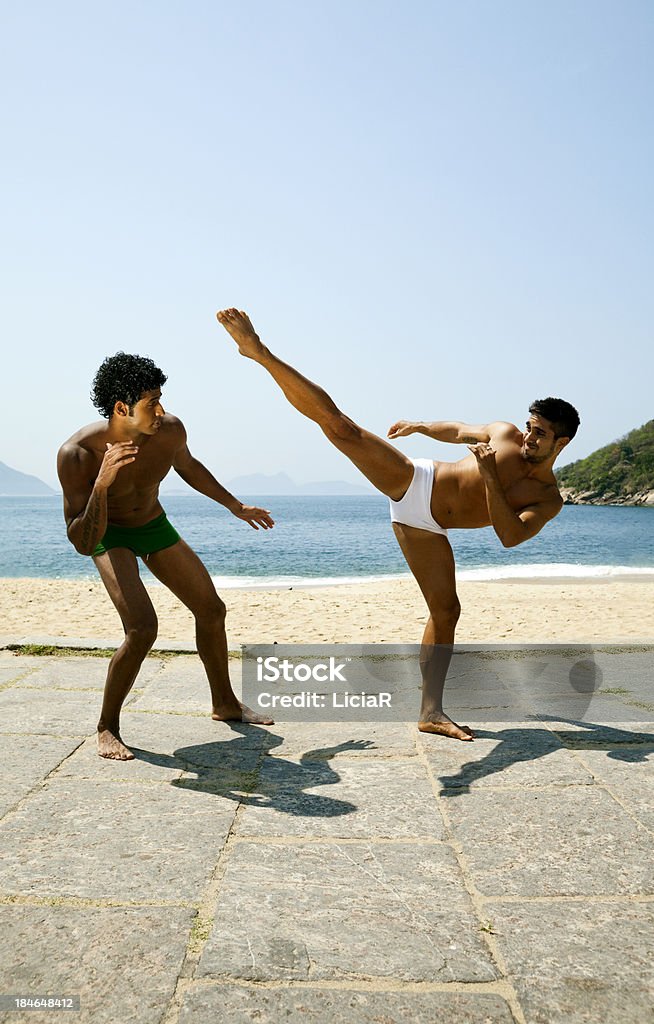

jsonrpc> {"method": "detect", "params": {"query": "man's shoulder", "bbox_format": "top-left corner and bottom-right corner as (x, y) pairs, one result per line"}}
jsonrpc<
(487, 421), (522, 441)
(160, 413), (185, 432)
(491, 421), (521, 438)
(157, 414), (187, 449)
(57, 422), (107, 462)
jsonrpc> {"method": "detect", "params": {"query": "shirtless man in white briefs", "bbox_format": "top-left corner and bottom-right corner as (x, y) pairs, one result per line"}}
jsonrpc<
(217, 308), (580, 741)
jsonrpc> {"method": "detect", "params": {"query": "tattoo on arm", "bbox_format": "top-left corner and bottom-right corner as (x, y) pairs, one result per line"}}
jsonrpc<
(460, 435), (479, 444)
(80, 489), (104, 551)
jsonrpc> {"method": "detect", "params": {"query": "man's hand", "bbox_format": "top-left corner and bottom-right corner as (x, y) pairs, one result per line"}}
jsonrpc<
(467, 442), (499, 481)
(387, 420), (416, 439)
(96, 442), (138, 489)
(232, 504), (275, 530)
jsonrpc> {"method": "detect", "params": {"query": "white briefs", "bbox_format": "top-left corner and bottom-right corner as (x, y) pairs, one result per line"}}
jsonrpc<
(388, 458), (448, 536)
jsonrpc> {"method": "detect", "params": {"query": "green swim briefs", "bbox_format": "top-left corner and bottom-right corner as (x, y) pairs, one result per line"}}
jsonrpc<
(92, 512), (181, 558)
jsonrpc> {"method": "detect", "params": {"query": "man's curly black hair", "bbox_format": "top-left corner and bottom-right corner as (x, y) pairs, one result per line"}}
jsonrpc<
(91, 352), (168, 419)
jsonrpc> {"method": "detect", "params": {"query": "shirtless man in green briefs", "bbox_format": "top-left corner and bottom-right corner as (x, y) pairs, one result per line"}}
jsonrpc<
(57, 352), (275, 760)
(217, 308), (580, 741)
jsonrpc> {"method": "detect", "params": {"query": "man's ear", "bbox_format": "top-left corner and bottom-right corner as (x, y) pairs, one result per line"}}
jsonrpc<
(113, 401), (129, 418)
(555, 436), (570, 455)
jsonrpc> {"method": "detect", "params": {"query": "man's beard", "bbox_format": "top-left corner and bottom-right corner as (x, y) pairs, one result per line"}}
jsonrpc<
(523, 442), (555, 464)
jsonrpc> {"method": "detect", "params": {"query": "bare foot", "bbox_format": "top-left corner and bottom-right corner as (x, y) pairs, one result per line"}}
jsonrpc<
(97, 728), (135, 760)
(216, 308), (265, 359)
(212, 701), (274, 726)
(418, 716), (474, 741)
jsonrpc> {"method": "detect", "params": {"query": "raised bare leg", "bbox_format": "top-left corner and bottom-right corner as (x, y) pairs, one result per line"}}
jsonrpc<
(145, 539), (273, 725)
(93, 548), (159, 759)
(216, 308), (413, 500)
(392, 523), (474, 740)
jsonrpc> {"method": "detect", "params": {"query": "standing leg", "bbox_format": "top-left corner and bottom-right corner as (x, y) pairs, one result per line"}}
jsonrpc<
(93, 548), (159, 759)
(145, 539), (273, 725)
(217, 309), (414, 500)
(392, 523), (474, 741)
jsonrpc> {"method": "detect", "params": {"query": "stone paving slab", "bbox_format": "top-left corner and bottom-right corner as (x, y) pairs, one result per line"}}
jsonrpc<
(592, 649), (654, 699)
(238, 759), (445, 839)
(0, 655), (42, 686)
(0, 688), (102, 737)
(0, 777), (237, 902)
(13, 656), (166, 691)
(55, 712), (264, 782)
(54, 734), (187, 784)
(262, 721), (418, 759)
(420, 722), (595, 791)
(464, 648), (654, 722)
(531, 696), (654, 723)
(179, 985), (515, 1023)
(2, 649), (653, 1023)
(487, 900), (654, 1024)
(544, 720), (654, 746)
(0, 735), (83, 818)
(0, 904), (194, 1024)
(427, 690), (527, 719)
(448, 787), (654, 896)
(130, 657), (242, 713)
(198, 842), (497, 983)
(573, 746), (654, 832)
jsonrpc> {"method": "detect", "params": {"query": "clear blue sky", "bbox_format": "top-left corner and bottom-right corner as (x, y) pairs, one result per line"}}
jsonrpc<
(2, 1), (653, 489)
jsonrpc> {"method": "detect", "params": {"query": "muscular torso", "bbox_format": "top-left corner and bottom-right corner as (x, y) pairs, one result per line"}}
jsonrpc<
(430, 429), (561, 529)
(63, 416), (183, 527)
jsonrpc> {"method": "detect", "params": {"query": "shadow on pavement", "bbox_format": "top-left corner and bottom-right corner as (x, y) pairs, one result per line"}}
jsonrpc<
(129, 731), (367, 818)
(437, 716), (654, 797)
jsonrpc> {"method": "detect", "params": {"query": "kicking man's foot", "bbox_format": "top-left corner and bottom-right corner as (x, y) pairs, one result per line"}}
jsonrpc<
(418, 715), (475, 741)
(212, 701), (274, 726)
(216, 309), (266, 360)
(97, 728), (135, 760)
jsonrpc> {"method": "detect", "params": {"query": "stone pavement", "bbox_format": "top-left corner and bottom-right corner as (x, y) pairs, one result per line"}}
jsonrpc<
(0, 646), (653, 1023)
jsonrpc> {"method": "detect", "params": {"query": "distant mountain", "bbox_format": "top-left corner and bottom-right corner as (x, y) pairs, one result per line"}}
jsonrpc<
(0, 461), (56, 496)
(226, 472), (374, 496)
(556, 420), (654, 506)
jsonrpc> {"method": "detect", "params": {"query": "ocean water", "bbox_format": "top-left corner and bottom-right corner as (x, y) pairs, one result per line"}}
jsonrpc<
(1, 495), (654, 585)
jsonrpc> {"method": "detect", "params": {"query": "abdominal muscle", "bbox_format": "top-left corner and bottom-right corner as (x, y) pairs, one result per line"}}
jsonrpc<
(105, 485), (164, 528)
(430, 459), (491, 530)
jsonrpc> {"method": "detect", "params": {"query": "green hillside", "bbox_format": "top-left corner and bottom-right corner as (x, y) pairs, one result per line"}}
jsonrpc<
(556, 420), (654, 499)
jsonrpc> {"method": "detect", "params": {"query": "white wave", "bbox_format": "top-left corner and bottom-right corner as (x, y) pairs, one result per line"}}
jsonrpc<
(457, 563), (654, 582)
(209, 573), (408, 590)
(204, 564), (654, 589)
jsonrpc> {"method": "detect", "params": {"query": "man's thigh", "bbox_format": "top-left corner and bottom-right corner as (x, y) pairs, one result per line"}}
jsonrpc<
(93, 547), (157, 630)
(144, 539), (222, 618)
(391, 524), (458, 610)
(323, 417), (414, 501)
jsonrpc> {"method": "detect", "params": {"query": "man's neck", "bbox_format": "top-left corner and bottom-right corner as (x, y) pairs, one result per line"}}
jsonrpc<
(106, 420), (147, 446)
(524, 457), (557, 481)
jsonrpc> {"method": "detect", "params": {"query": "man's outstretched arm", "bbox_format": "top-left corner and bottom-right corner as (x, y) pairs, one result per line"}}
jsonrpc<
(388, 420), (515, 443)
(172, 428), (274, 530)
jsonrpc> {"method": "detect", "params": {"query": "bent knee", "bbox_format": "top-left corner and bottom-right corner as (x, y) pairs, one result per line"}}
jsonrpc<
(323, 412), (362, 444)
(125, 618), (158, 651)
(196, 595), (227, 626)
(428, 598), (461, 627)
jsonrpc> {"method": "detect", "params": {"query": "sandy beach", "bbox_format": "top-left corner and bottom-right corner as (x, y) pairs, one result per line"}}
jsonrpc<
(2, 575), (654, 647)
